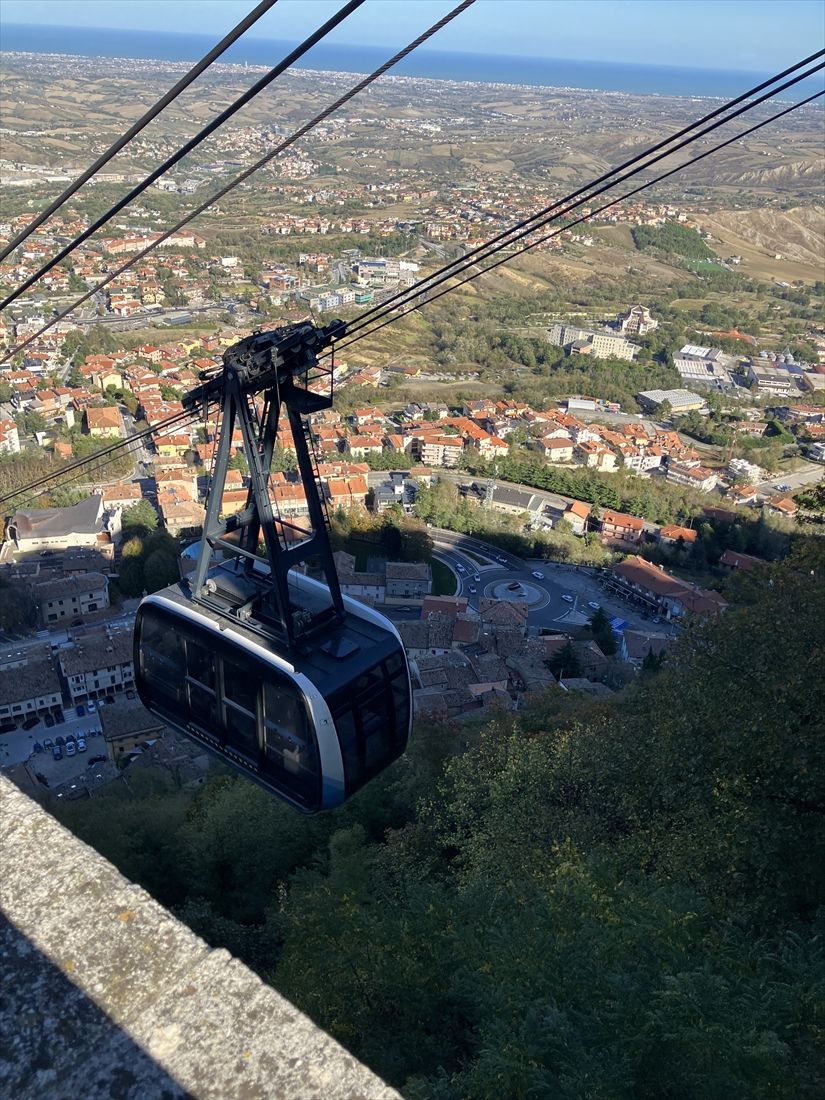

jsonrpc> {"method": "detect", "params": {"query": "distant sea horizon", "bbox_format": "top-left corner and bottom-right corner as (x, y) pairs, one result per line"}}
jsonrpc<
(3, 22), (823, 102)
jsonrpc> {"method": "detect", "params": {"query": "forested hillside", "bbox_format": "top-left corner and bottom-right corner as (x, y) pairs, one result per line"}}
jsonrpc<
(55, 544), (825, 1098)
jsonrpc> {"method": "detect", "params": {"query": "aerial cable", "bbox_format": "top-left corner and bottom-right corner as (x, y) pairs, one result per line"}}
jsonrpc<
(0, 0), (280, 264)
(337, 58), (825, 350)
(342, 87), (825, 350)
(0, 0), (367, 310)
(340, 47), (825, 343)
(0, 409), (196, 507)
(5, 86), (816, 513)
(0, 0), (477, 366)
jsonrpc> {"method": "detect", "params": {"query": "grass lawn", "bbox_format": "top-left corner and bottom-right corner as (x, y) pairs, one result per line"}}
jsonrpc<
(430, 558), (457, 596)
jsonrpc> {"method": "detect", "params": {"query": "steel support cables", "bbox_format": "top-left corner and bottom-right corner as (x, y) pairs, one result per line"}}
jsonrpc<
(0, 409), (196, 508)
(335, 58), (825, 351)
(342, 86), (825, 351)
(338, 48), (825, 345)
(0, 0), (279, 263)
(0, 0), (366, 310)
(0, 0), (477, 367)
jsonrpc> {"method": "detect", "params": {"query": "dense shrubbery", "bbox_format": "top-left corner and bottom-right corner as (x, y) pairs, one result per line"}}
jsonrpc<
(632, 222), (716, 261)
(55, 545), (825, 1097)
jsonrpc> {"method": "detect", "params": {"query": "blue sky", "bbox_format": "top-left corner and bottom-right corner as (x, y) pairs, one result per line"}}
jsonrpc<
(2, 0), (824, 72)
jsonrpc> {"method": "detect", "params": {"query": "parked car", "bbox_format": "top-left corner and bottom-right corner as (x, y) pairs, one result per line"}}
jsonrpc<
(104, 695), (115, 706)
(43, 738), (54, 750)
(87, 755), (107, 767)
(22, 716), (39, 731)
(33, 741), (43, 753)
(652, 616), (662, 624)
(43, 713), (55, 728)
(52, 745), (63, 761)
(70, 618), (84, 627)
(65, 733), (76, 744)
(65, 741), (76, 757)
(776, 483), (791, 491)
(55, 736), (65, 747)
(0, 721), (17, 734)
(588, 601), (600, 610)
(77, 738), (87, 753)
(126, 690), (136, 700)
(55, 710), (65, 723)
(40, 549), (55, 557)
(75, 704), (85, 717)
(561, 594), (574, 603)
(531, 571), (544, 579)
(86, 700), (97, 713)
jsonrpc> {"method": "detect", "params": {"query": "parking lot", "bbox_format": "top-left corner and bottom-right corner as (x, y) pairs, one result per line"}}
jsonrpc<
(1, 707), (105, 783)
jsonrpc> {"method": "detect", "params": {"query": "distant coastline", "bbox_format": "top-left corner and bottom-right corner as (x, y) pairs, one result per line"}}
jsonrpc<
(3, 22), (822, 102)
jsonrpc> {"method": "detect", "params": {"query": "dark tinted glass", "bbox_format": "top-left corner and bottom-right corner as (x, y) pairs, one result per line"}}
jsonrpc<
(223, 655), (258, 713)
(328, 645), (410, 794)
(140, 613), (185, 706)
(224, 702), (259, 759)
(186, 640), (215, 689)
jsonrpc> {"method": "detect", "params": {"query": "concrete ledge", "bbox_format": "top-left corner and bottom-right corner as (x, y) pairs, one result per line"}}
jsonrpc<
(0, 776), (400, 1099)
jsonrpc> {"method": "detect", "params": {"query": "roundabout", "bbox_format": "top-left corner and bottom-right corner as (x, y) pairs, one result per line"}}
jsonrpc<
(485, 579), (551, 611)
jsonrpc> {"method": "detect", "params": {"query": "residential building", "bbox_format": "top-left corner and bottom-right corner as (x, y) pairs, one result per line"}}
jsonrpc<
(385, 561), (432, 602)
(606, 556), (727, 619)
(658, 524), (697, 546)
(728, 458), (764, 483)
(666, 462), (718, 493)
(574, 441), (617, 471)
(0, 419), (20, 454)
(58, 629), (135, 703)
(85, 407), (122, 437)
(34, 571), (109, 624)
(530, 434), (575, 462)
(412, 433), (464, 468)
(563, 500), (591, 535)
(599, 509), (644, 544)
(767, 496), (798, 518)
(0, 654), (63, 722)
(620, 630), (674, 669)
(718, 549), (766, 572)
(99, 697), (167, 761)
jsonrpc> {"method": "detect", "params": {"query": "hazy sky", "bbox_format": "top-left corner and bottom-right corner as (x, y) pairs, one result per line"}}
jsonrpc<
(2, 0), (824, 72)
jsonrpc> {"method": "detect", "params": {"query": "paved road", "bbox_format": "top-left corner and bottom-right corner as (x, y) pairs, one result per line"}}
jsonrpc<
(431, 530), (675, 635)
(758, 462), (823, 495)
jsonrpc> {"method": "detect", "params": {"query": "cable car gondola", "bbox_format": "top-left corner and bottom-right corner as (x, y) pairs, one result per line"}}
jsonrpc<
(134, 321), (413, 812)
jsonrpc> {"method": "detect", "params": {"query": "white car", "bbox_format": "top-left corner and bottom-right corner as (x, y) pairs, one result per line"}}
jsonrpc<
(77, 738), (87, 753)
(65, 741), (76, 757)
(469, 586), (477, 594)
(532, 571), (544, 580)
(561, 594), (574, 603)
(456, 564), (465, 573)
(86, 700), (97, 712)
(588, 601), (600, 610)
(776, 483), (791, 492)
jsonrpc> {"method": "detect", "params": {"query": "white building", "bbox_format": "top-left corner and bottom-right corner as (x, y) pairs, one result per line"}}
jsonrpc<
(617, 305), (658, 336)
(58, 629), (135, 703)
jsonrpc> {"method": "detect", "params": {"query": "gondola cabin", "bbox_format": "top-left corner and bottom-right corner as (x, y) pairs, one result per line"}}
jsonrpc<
(134, 570), (412, 813)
